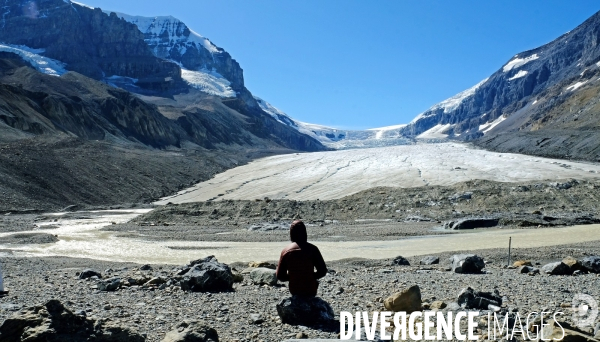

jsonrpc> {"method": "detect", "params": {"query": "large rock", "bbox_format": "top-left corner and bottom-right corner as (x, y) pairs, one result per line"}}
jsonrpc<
(276, 296), (335, 326)
(249, 268), (277, 286)
(0, 299), (144, 341)
(78, 269), (102, 279)
(97, 277), (121, 291)
(161, 320), (218, 342)
(581, 256), (600, 273)
(513, 260), (532, 267)
(450, 254), (485, 274)
(563, 256), (584, 272)
(450, 218), (499, 230)
(518, 266), (540, 274)
(420, 256), (439, 265)
(383, 285), (422, 313)
(457, 287), (502, 310)
(181, 256), (233, 292)
(542, 262), (572, 275)
(391, 256), (410, 266)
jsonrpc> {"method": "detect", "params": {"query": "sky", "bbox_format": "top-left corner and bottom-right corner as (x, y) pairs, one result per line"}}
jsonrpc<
(82, 1), (599, 129)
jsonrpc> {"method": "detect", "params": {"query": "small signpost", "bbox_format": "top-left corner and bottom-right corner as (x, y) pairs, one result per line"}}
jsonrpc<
(507, 236), (512, 267)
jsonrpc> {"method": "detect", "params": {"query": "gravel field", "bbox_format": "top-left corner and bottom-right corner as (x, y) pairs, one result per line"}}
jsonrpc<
(1, 241), (599, 341)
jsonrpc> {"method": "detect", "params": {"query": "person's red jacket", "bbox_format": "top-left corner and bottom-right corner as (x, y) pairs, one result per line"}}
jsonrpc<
(276, 220), (327, 296)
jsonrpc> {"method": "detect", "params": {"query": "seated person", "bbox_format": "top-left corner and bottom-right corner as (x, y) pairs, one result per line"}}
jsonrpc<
(276, 220), (327, 296)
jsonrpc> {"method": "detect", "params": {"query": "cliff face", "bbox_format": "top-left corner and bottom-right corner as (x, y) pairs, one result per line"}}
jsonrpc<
(0, 0), (182, 91)
(110, 13), (245, 91)
(109, 12), (259, 108)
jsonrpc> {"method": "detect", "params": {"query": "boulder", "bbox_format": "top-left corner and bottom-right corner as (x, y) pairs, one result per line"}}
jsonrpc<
(517, 266), (540, 274)
(448, 192), (473, 201)
(542, 262), (572, 275)
(78, 269), (102, 279)
(513, 260), (532, 267)
(139, 264), (153, 271)
(181, 256), (233, 292)
(276, 296), (335, 326)
(450, 218), (499, 230)
(0, 299), (144, 341)
(457, 287), (502, 310)
(232, 273), (244, 283)
(144, 277), (167, 286)
(450, 254), (485, 274)
(581, 256), (600, 273)
(430, 301), (447, 310)
(248, 261), (276, 269)
(420, 256), (439, 265)
(249, 268), (277, 286)
(161, 320), (218, 342)
(383, 285), (422, 313)
(249, 313), (264, 325)
(97, 277), (121, 291)
(563, 256), (584, 272)
(391, 256), (410, 266)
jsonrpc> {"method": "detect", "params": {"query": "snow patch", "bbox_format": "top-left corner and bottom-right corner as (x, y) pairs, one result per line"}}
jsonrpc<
(503, 54), (539, 72)
(367, 124), (408, 139)
(0, 44), (67, 76)
(566, 81), (588, 92)
(416, 123), (453, 139)
(108, 12), (220, 55)
(478, 116), (506, 134)
(181, 68), (235, 97)
(71, 1), (95, 9)
(508, 70), (528, 80)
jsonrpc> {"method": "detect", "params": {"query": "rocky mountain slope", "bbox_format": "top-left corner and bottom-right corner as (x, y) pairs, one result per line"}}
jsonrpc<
(0, 0), (324, 151)
(400, 10), (600, 161)
(0, 0), (328, 211)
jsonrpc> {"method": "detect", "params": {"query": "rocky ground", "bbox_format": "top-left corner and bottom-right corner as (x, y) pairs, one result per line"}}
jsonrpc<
(0, 137), (294, 213)
(97, 179), (600, 242)
(1, 241), (599, 341)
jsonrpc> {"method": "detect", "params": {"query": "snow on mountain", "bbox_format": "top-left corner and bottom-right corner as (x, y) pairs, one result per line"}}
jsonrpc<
(255, 96), (411, 149)
(478, 115), (506, 134)
(108, 12), (220, 56)
(502, 53), (539, 72)
(105, 11), (236, 97)
(180, 68), (235, 97)
(0, 44), (67, 76)
(410, 78), (489, 124)
(416, 123), (454, 140)
(367, 124), (408, 139)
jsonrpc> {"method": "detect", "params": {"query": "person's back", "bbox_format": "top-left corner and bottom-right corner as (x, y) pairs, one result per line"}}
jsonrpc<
(276, 220), (327, 296)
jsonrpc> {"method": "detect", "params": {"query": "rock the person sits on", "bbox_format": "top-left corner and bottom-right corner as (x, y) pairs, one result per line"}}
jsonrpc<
(275, 220), (334, 326)
(276, 220), (327, 296)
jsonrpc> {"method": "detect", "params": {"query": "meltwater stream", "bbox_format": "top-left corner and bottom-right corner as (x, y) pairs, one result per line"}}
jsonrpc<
(1, 209), (599, 265)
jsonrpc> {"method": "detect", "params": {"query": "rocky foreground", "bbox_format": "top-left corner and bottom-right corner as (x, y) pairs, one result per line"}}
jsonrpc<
(1, 241), (599, 341)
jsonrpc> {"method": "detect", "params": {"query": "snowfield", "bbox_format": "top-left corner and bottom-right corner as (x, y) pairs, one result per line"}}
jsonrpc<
(254, 96), (411, 149)
(156, 143), (600, 204)
(0, 44), (67, 76)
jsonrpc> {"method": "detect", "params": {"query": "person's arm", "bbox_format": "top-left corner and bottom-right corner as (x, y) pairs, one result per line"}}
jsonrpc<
(276, 250), (289, 282)
(313, 247), (328, 279)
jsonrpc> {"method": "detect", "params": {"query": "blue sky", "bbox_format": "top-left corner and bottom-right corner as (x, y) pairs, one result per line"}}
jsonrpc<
(84, 1), (599, 129)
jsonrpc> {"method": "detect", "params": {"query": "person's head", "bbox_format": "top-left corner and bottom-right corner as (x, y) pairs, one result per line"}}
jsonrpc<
(290, 220), (307, 243)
